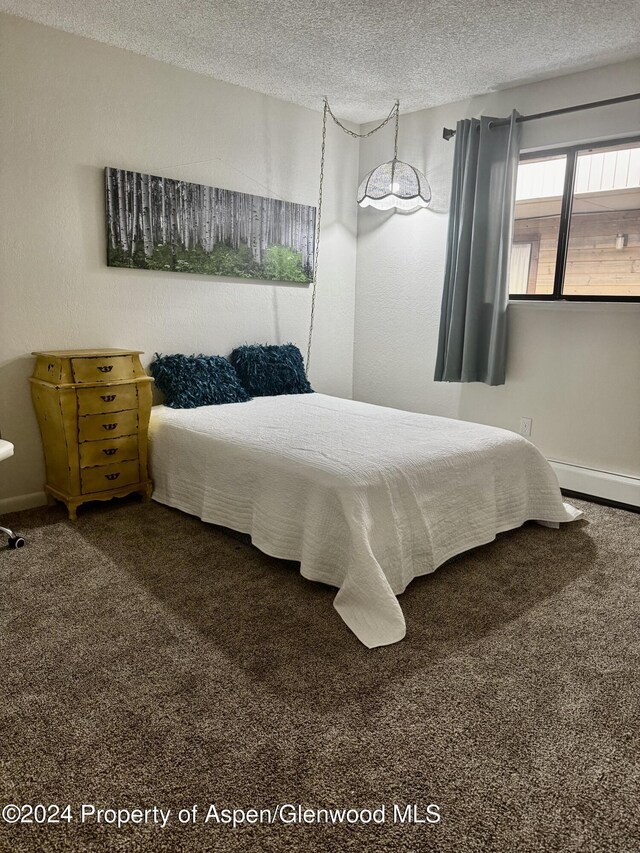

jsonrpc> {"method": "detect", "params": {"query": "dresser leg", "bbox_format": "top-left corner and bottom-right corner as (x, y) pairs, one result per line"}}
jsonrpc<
(142, 482), (153, 502)
(67, 502), (79, 522)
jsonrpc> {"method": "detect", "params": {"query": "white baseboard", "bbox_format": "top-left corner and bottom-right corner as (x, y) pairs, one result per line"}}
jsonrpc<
(0, 491), (47, 514)
(549, 460), (640, 508)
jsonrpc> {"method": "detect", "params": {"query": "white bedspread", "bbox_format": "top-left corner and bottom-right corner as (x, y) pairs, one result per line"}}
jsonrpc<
(148, 393), (581, 647)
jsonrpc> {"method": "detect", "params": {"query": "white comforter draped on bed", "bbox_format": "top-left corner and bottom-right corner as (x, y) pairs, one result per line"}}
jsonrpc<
(149, 393), (581, 647)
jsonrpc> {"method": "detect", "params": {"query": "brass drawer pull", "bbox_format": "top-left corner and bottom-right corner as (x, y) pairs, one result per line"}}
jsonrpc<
(98, 365), (113, 373)
(102, 423), (118, 431)
(102, 448), (117, 456)
(101, 394), (116, 402)
(105, 473), (120, 481)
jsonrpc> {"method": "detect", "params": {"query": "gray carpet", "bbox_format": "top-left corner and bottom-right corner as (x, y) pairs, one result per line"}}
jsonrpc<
(0, 497), (638, 852)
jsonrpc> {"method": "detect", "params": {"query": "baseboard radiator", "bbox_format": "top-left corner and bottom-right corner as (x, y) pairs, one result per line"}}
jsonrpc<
(549, 460), (640, 509)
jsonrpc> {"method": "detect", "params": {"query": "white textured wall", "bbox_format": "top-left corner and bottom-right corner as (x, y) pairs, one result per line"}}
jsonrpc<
(0, 15), (359, 507)
(355, 60), (640, 479)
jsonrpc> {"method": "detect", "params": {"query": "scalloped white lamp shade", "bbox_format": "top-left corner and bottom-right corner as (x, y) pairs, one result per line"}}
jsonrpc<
(357, 158), (431, 211)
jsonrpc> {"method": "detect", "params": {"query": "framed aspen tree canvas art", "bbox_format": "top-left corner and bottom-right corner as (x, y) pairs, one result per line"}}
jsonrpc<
(105, 168), (316, 283)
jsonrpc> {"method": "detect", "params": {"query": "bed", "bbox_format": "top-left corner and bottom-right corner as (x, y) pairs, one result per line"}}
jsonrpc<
(148, 393), (581, 647)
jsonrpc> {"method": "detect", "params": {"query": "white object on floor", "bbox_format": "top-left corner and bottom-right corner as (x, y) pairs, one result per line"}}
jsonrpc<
(0, 438), (26, 549)
(0, 439), (14, 463)
(149, 394), (582, 648)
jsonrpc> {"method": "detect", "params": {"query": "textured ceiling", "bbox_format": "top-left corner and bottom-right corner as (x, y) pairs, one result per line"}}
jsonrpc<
(3, 0), (640, 122)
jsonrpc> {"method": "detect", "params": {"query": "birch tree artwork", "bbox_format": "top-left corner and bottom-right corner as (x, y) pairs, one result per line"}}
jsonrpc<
(105, 168), (316, 283)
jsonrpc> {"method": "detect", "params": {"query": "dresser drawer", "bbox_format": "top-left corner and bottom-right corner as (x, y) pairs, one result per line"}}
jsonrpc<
(77, 384), (138, 416)
(78, 409), (138, 442)
(81, 460), (140, 494)
(79, 435), (139, 468)
(71, 355), (136, 384)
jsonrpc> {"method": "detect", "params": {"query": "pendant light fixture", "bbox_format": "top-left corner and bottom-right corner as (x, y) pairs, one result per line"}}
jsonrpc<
(357, 100), (431, 211)
(306, 98), (431, 374)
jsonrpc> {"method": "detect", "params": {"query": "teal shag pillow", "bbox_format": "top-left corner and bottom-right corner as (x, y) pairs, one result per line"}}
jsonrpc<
(150, 353), (251, 408)
(229, 343), (313, 397)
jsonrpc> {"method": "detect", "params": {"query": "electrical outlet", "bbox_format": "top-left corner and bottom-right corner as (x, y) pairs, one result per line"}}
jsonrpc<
(520, 417), (532, 437)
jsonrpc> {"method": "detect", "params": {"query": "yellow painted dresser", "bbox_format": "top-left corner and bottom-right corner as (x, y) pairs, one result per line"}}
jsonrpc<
(30, 349), (153, 520)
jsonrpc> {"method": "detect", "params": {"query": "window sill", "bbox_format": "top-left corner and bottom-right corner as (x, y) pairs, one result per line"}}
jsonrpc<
(509, 299), (640, 310)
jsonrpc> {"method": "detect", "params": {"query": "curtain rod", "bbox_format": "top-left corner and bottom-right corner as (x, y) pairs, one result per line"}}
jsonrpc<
(442, 91), (640, 140)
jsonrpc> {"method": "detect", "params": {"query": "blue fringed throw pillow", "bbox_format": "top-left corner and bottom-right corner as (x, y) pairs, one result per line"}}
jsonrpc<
(149, 354), (251, 408)
(229, 343), (313, 397)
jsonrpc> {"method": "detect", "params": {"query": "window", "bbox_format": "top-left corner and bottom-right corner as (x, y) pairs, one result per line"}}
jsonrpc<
(509, 138), (640, 301)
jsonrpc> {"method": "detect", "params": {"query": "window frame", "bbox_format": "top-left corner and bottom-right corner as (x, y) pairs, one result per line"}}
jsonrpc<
(509, 134), (640, 303)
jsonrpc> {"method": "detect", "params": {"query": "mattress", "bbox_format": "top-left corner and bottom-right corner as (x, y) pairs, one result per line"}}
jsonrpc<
(148, 393), (581, 647)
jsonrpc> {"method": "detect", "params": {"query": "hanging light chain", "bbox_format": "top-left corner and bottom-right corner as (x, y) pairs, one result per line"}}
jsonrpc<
(323, 98), (399, 140)
(306, 97), (401, 376)
(306, 99), (328, 375)
(393, 101), (399, 159)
